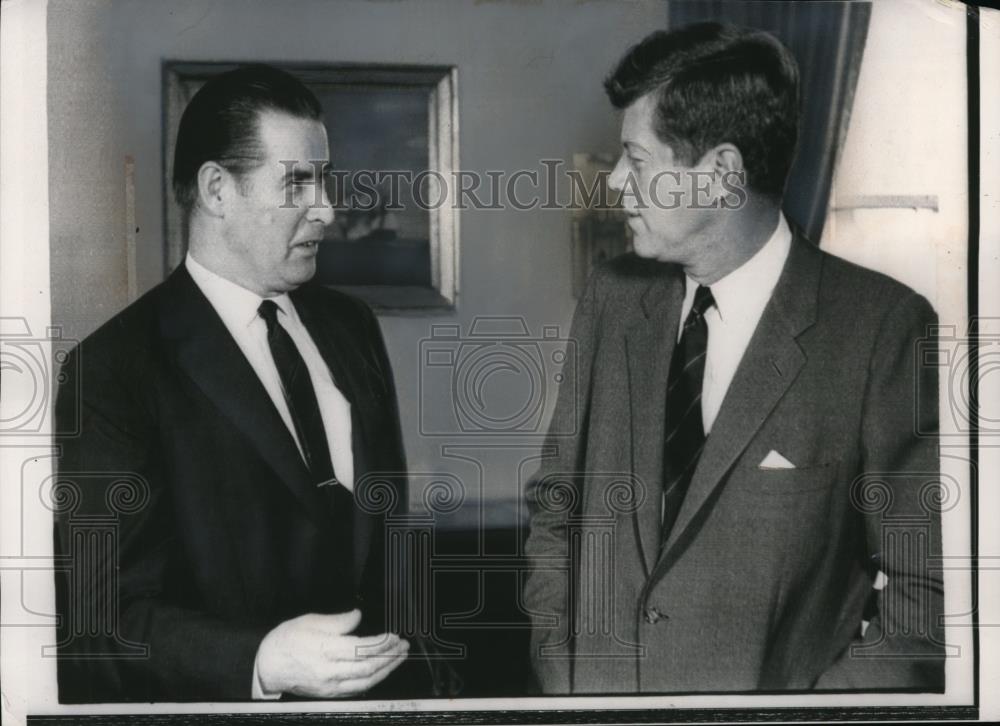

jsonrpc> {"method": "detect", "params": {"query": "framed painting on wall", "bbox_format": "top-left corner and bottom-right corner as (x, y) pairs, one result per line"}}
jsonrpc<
(163, 61), (460, 311)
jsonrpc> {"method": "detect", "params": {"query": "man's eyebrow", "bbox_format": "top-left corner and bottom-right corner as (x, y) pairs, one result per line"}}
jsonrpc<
(623, 141), (650, 155)
(281, 162), (330, 182)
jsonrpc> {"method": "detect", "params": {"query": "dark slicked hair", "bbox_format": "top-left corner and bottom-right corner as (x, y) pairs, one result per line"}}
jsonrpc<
(605, 22), (799, 199)
(172, 64), (323, 213)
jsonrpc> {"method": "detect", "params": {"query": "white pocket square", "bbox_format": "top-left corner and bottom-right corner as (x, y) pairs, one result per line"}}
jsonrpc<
(758, 450), (796, 470)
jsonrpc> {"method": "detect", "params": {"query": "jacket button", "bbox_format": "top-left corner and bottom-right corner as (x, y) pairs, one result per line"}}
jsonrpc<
(644, 606), (666, 624)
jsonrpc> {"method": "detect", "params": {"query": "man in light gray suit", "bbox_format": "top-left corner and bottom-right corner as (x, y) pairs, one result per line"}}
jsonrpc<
(523, 22), (944, 694)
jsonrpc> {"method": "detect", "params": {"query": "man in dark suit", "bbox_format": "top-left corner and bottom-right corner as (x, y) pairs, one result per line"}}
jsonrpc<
(523, 23), (945, 693)
(53, 65), (442, 702)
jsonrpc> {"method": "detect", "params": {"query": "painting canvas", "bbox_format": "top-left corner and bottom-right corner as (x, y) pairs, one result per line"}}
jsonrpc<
(315, 84), (432, 288)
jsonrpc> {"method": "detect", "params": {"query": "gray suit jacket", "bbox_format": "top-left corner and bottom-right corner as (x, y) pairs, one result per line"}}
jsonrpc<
(523, 235), (944, 693)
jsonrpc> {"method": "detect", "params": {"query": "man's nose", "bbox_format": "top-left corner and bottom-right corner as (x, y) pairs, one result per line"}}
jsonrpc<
(308, 185), (335, 226)
(608, 154), (627, 192)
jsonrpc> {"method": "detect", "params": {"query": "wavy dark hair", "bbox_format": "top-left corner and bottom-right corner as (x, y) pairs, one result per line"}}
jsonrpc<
(172, 64), (322, 213)
(605, 23), (800, 199)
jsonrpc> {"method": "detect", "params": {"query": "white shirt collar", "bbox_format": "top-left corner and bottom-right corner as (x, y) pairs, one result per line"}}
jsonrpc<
(185, 252), (294, 329)
(684, 214), (792, 322)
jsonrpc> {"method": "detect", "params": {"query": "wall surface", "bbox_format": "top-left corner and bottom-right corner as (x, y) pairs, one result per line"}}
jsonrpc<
(47, 0), (668, 523)
(821, 0), (967, 318)
(820, 0), (973, 701)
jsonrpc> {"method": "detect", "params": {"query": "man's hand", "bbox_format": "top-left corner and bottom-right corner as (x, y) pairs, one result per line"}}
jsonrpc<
(256, 609), (410, 698)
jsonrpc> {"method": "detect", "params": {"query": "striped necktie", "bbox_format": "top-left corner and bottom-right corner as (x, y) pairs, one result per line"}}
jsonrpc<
(661, 284), (715, 545)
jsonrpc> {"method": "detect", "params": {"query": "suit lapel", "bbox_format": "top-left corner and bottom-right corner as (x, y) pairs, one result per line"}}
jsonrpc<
(158, 266), (331, 531)
(655, 236), (821, 571)
(625, 270), (685, 577)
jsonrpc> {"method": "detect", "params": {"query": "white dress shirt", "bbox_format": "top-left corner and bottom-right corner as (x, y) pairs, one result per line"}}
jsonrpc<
(186, 253), (355, 700)
(678, 214), (792, 434)
(186, 253), (355, 488)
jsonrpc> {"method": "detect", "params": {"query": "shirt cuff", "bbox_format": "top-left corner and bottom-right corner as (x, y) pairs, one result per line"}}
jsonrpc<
(252, 650), (282, 700)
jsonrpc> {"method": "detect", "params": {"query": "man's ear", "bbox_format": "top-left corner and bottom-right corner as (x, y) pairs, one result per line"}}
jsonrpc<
(196, 161), (228, 218)
(697, 143), (746, 205)
(706, 143), (743, 178)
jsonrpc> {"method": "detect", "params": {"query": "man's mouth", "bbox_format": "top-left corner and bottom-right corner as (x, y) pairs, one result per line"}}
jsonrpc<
(293, 239), (321, 250)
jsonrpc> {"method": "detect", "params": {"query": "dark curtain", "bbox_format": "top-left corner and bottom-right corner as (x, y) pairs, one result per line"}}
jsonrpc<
(666, 0), (872, 243)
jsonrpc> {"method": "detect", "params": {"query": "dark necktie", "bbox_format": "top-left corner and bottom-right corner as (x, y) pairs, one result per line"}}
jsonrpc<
(258, 299), (337, 486)
(661, 284), (715, 545)
(259, 300), (357, 611)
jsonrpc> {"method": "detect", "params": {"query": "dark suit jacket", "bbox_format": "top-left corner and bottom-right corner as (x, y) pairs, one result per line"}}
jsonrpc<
(53, 265), (433, 702)
(523, 235), (944, 694)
